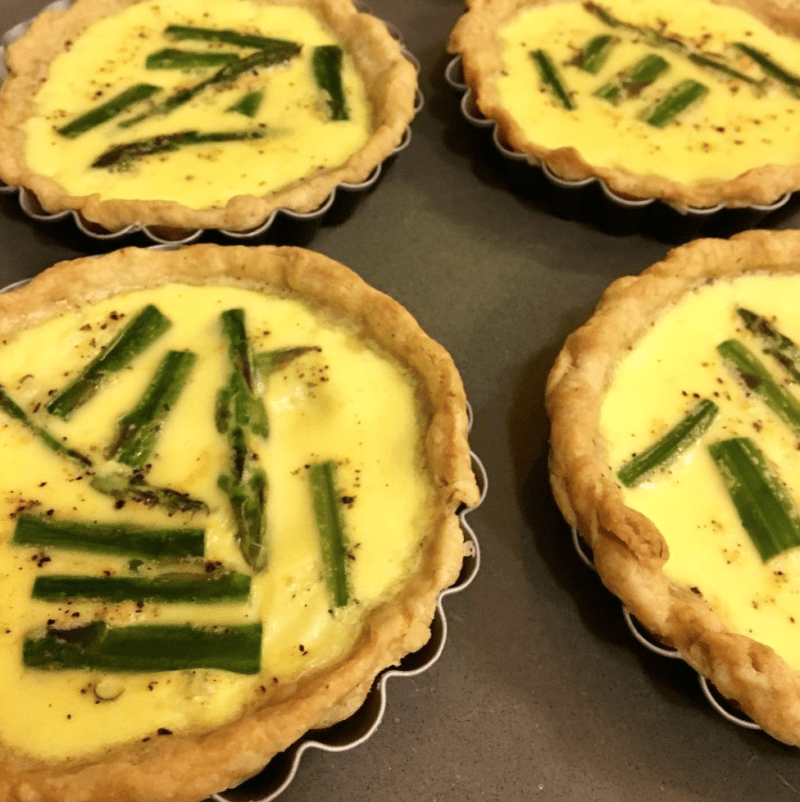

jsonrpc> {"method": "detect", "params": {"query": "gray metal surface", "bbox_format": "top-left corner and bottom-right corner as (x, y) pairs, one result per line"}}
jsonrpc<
(2, 0), (800, 800)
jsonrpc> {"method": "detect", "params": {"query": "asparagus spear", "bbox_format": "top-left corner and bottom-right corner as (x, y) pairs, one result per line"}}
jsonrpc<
(12, 512), (205, 559)
(106, 350), (196, 468)
(644, 79), (708, 127)
(92, 129), (269, 170)
(531, 49), (575, 110)
(216, 308), (267, 438)
(57, 84), (161, 139)
(0, 387), (91, 467)
(47, 305), (171, 420)
(164, 24), (297, 51)
(119, 43), (300, 128)
(594, 53), (670, 103)
(572, 34), (618, 74)
(312, 45), (349, 120)
(218, 421), (268, 571)
(687, 52), (762, 86)
(709, 437), (800, 561)
(309, 461), (350, 607)
(737, 307), (800, 383)
(32, 571), (250, 603)
(145, 48), (240, 70)
(89, 471), (209, 514)
(227, 90), (264, 117)
(254, 346), (320, 381)
(733, 42), (800, 96)
(23, 621), (262, 674)
(717, 339), (800, 436)
(617, 398), (719, 487)
(216, 309), (269, 570)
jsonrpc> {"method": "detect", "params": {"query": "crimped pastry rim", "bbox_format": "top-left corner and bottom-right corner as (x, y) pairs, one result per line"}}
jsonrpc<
(546, 229), (800, 747)
(0, 243), (480, 802)
(447, 0), (800, 211)
(0, 0), (418, 234)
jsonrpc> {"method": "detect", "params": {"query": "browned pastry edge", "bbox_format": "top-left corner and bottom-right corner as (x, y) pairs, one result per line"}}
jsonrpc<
(0, 243), (480, 802)
(448, 0), (800, 210)
(0, 0), (417, 233)
(545, 229), (800, 746)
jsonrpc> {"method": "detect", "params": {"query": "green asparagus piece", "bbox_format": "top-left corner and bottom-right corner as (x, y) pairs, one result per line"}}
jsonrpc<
(687, 52), (762, 86)
(31, 571), (250, 603)
(227, 89), (264, 117)
(309, 461), (350, 608)
(56, 84), (161, 139)
(737, 307), (800, 384)
(255, 346), (320, 381)
(718, 339), (800, 436)
(218, 427), (268, 571)
(594, 53), (670, 104)
(23, 621), (262, 674)
(531, 49), (575, 110)
(12, 513), (205, 559)
(709, 437), (800, 562)
(216, 309), (268, 438)
(47, 305), (171, 420)
(644, 79), (708, 127)
(145, 48), (240, 70)
(733, 42), (800, 96)
(92, 129), (269, 170)
(617, 398), (719, 487)
(312, 45), (348, 120)
(216, 309), (269, 570)
(89, 471), (209, 514)
(572, 34), (618, 74)
(119, 43), (300, 128)
(106, 350), (196, 468)
(164, 24), (297, 51)
(0, 388), (91, 467)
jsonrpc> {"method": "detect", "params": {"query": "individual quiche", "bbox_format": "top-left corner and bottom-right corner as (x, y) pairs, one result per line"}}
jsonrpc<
(0, 0), (417, 233)
(0, 244), (479, 802)
(449, 0), (800, 209)
(546, 229), (800, 745)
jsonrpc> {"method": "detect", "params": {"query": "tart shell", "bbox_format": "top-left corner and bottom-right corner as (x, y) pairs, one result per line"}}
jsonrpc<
(448, 0), (800, 211)
(0, 243), (480, 802)
(0, 0), (418, 233)
(546, 229), (800, 746)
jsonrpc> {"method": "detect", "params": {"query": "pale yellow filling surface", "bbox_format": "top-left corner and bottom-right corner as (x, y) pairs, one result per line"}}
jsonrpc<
(0, 283), (431, 761)
(601, 274), (800, 671)
(498, 0), (800, 185)
(25, 0), (372, 209)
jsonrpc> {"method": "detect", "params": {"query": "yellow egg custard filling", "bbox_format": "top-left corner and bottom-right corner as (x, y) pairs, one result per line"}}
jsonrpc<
(0, 0), (417, 232)
(449, 0), (800, 208)
(547, 230), (800, 745)
(0, 244), (479, 802)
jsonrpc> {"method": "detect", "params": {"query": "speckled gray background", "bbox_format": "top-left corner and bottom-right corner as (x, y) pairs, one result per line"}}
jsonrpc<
(3, 0), (800, 799)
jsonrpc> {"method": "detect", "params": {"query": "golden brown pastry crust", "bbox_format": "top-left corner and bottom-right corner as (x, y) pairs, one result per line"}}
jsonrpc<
(0, 0), (417, 233)
(448, 0), (800, 210)
(0, 243), (480, 802)
(546, 228), (800, 746)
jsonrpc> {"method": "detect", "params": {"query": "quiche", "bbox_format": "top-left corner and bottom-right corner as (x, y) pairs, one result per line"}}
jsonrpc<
(0, 0), (417, 233)
(0, 244), (480, 802)
(449, 0), (800, 210)
(546, 229), (800, 745)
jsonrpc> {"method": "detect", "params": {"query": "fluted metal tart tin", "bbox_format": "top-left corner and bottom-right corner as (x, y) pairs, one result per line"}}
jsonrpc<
(0, 0), (422, 246)
(445, 55), (796, 242)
